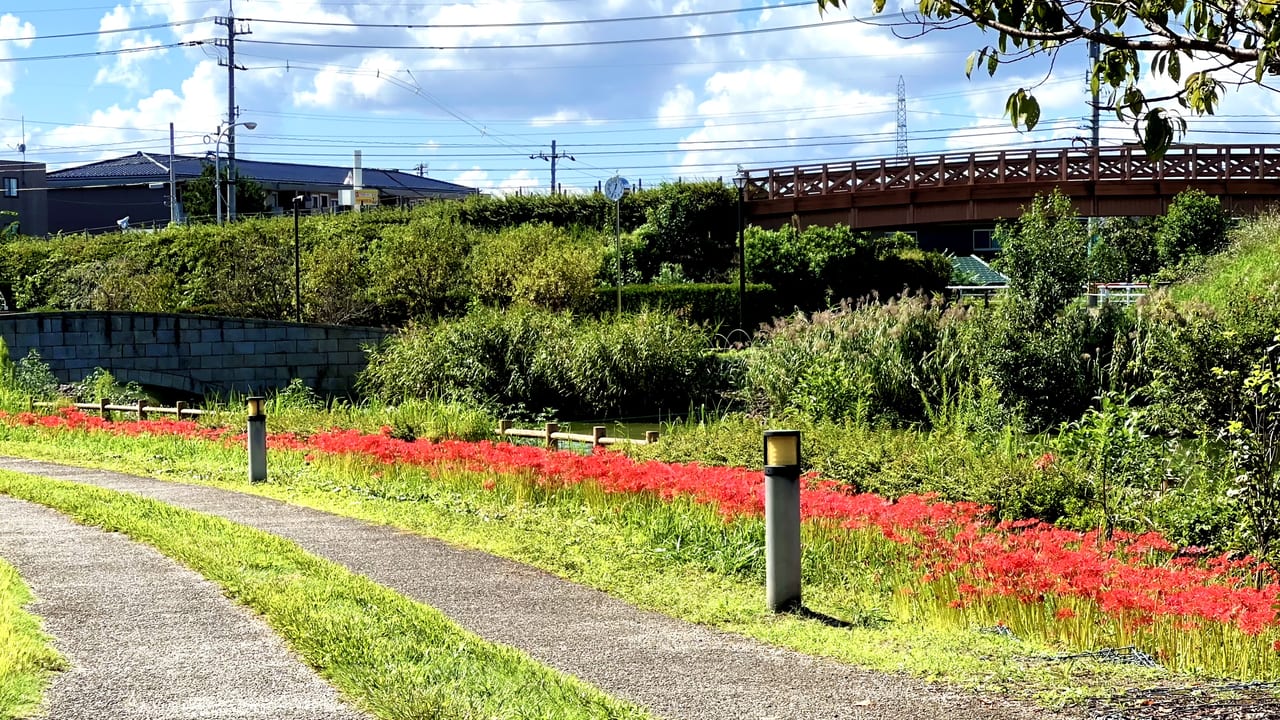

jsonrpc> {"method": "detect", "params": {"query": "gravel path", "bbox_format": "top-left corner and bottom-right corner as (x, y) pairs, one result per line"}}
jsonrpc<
(0, 457), (1080, 720)
(0, 494), (369, 720)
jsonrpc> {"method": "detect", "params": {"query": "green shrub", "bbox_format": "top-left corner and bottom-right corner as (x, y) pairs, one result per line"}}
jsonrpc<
(745, 225), (950, 308)
(1089, 216), (1159, 282)
(991, 189), (1089, 325)
(69, 368), (150, 404)
(365, 214), (472, 321)
(359, 306), (569, 411)
(590, 283), (780, 330)
(740, 293), (980, 427)
(1156, 189), (1232, 266)
(468, 224), (603, 312)
(630, 183), (736, 282)
(546, 312), (719, 418)
(359, 308), (717, 418)
(11, 350), (59, 400)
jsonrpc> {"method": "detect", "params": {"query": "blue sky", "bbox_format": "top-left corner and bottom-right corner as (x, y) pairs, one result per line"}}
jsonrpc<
(2, 0), (1277, 195)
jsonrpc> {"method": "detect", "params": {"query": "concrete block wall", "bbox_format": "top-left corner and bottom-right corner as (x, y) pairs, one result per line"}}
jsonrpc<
(0, 311), (388, 398)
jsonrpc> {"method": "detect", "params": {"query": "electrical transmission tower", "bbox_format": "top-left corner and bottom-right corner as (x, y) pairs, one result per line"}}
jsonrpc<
(896, 76), (908, 158)
(530, 140), (575, 195)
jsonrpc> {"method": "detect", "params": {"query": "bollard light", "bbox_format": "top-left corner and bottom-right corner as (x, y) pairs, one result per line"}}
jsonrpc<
(765, 429), (800, 467)
(763, 429), (801, 612)
(246, 395), (267, 483)
(246, 395), (266, 419)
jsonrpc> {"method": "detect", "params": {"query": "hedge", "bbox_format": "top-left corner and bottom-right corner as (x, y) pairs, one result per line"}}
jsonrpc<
(590, 283), (782, 331)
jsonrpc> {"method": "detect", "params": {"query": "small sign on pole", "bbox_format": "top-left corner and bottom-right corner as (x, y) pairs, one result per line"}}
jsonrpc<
(604, 175), (630, 314)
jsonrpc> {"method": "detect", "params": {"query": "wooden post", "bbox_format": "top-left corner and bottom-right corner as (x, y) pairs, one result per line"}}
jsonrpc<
(645, 430), (659, 444)
(545, 422), (559, 450)
(592, 426), (606, 447)
(497, 419), (511, 439)
(175, 400), (187, 419)
(137, 399), (146, 420)
(99, 397), (109, 419)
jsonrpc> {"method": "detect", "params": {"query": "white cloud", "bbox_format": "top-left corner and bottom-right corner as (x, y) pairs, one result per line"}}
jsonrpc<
(531, 110), (601, 127)
(293, 52), (405, 108)
(93, 5), (168, 90)
(664, 63), (898, 175)
(453, 168), (540, 197)
(41, 61), (228, 168)
(657, 86), (696, 128)
(0, 15), (36, 103)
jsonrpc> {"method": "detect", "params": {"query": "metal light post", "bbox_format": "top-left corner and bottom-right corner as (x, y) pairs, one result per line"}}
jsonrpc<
(246, 396), (267, 483)
(293, 196), (303, 323)
(205, 121), (257, 225)
(763, 429), (802, 612)
(733, 168), (748, 330)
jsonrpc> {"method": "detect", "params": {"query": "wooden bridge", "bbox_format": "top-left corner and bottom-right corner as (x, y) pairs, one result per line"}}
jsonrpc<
(742, 144), (1280, 230)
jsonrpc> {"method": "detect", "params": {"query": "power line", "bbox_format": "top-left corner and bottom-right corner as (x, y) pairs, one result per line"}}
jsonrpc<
(240, 18), (859, 51)
(0, 18), (210, 42)
(243, 2), (815, 30)
(0, 41), (205, 63)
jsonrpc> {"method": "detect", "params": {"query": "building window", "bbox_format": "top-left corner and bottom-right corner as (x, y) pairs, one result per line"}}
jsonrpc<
(2, 178), (16, 198)
(973, 229), (999, 251)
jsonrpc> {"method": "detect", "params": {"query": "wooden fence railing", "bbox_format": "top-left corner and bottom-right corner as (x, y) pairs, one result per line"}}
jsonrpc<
(743, 144), (1280, 201)
(496, 420), (658, 449)
(33, 399), (207, 419)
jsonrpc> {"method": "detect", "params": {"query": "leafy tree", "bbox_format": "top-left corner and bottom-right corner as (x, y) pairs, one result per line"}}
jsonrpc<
(366, 216), (472, 321)
(816, 0), (1279, 156)
(181, 162), (269, 222)
(1156, 188), (1232, 266)
(631, 182), (735, 282)
(468, 223), (602, 312)
(1090, 216), (1159, 283)
(991, 189), (1089, 325)
(0, 210), (18, 238)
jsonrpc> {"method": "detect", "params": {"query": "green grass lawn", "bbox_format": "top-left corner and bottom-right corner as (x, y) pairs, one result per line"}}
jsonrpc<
(0, 470), (649, 720)
(0, 557), (66, 720)
(0, 421), (1177, 709)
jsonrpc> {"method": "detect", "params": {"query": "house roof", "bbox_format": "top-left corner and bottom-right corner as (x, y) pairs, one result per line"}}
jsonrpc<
(950, 254), (1009, 286)
(47, 152), (476, 198)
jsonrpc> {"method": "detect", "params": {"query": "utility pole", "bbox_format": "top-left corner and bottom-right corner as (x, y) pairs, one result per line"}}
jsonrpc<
(1089, 37), (1100, 150)
(169, 123), (177, 226)
(414, 163), (428, 177)
(216, 1), (249, 223)
(530, 140), (574, 195)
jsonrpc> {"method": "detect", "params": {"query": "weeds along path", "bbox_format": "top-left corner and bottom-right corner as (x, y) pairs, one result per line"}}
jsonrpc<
(0, 457), (1076, 720)
(0, 494), (369, 720)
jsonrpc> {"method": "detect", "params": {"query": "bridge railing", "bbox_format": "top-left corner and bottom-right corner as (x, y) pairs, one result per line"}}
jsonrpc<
(743, 144), (1280, 201)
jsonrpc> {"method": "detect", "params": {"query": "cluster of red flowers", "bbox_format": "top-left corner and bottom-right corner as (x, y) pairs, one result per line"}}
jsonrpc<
(7, 406), (1278, 635)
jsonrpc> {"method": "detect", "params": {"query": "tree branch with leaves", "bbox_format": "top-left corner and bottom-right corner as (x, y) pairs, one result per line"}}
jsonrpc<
(817, 0), (1280, 156)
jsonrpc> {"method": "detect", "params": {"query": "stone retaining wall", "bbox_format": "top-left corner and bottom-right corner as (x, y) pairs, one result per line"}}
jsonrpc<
(0, 312), (389, 397)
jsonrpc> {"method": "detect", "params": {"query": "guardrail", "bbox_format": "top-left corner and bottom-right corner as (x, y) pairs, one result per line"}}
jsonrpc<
(1087, 283), (1150, 307)
(496, 420), (658, 449)
(33, 399), (208, 419)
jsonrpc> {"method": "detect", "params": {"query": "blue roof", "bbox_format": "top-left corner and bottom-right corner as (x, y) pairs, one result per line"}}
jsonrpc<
(951, 255), (1009, 286)
(47, 152), (476, 197)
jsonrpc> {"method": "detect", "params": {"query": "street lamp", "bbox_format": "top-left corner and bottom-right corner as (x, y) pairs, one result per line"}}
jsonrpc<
(204, 121), (257, 225)
(733, 167), (748, 330)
